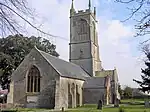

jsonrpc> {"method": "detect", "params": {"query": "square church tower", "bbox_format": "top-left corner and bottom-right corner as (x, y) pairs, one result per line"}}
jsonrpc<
(69, 0), (103, 76)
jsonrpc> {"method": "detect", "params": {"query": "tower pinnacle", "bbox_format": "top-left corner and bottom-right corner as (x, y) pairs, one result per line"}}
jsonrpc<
(89, 0), (91, 9)
(70, 0), (75, 16)
(71, 0), (74, 9)
(94, 7), (96, 16)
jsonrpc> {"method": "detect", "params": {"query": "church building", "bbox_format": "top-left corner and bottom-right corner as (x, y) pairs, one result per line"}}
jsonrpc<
(7, 0), (120, 110)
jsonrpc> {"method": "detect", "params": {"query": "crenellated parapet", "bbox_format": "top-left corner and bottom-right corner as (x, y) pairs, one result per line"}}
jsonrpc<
(70, 8), (96, 20)
(70, 0), (96, 20)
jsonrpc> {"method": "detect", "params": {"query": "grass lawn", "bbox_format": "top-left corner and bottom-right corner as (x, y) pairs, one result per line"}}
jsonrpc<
(66, 104), (150, 112)
(121, 98), (145, 104)
(2, 99), (150, 112)
(67, 99), (150, 112)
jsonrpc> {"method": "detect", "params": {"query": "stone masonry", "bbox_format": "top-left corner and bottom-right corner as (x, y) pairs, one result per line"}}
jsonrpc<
(7, 0), (120, 110)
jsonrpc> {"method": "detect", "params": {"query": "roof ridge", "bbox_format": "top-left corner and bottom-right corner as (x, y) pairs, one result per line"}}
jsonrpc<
(35, 47), (62, 76)
(80, 66), (91, 77)
(36, 48), (84, 69)
(34, 47), (89, 80)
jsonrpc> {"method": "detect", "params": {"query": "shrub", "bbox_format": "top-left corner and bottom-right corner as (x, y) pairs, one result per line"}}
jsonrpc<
(119, 108), (125, 112)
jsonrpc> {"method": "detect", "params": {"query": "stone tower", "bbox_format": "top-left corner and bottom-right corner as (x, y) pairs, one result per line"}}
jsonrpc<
(69, 0), (103, 76)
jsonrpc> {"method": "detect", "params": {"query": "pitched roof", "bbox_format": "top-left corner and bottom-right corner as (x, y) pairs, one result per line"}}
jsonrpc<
(36, 48), (90, 80)
(83, 77), (108, 88)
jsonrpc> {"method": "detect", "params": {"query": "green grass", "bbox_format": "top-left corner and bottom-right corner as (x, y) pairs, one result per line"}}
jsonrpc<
(67, 99), (150, 112)
(66, 104), (150, 112)
(1, 108), (50, 112)
(2, 99), (150, 112)
(121, 98), (145, 103)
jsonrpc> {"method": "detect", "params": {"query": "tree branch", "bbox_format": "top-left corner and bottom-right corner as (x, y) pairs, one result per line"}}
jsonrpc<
(116, 0), (150, 37)
(0, 1), (68, 41)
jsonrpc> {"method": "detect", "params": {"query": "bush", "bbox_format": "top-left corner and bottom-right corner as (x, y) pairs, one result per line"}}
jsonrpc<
(119, 108), (125, 112)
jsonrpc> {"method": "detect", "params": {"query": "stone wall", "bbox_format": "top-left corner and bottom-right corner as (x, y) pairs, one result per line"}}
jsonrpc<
(26, 96), (38, 108)
(83, 88), (106, 104)
(36, 80), (56, 108)
(7, 48), (60, 109)
(95, 69), (120, 104)
(69, 7), (102, 77)
(111, 68), (120, 105)
(7, 81), (14, 104)
(83, 77), (109, 105)
(55, 77), (84, 110)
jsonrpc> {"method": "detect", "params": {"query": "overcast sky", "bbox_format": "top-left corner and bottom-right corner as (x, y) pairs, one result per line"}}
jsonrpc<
(24, 0), (149, 88)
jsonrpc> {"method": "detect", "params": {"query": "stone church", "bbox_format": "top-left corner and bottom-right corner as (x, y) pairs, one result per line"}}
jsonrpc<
(7, 0), (120, 110)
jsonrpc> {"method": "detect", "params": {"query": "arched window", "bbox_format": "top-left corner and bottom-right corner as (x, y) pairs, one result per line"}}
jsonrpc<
(27, 65), (40, 93)
(77, 19), (88, 35)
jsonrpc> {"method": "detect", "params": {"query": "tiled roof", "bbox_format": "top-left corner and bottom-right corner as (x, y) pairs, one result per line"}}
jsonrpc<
(83, 77), (107, 88)
(37, 48), (90, 80)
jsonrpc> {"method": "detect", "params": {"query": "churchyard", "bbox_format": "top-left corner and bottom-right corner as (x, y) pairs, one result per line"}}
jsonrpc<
(55, 99), (150, 112)
(1, 99), (150, 112)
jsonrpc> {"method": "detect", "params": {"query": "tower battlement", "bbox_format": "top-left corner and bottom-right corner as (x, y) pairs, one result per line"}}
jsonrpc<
(69, 0), (102, 76)
(70, 0), (96, 19)
(70, 9), (96, 21)
(73, 9), (94, 15)
(77, 9), (90, 13)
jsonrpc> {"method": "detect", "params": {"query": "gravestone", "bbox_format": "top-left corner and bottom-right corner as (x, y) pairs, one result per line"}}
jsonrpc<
(145, 100), (150, 108)
(97, 100), (102, 110)
(61, 107), (64, 112)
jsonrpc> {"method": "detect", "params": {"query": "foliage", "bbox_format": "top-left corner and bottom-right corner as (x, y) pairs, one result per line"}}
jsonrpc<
(119, 108), (125, 112)
(118, 83), (123, 98)
(0, 34), (59, 89)
(122, 86), (133, 98)
(133, 44), (150, 93)
(116, 0), (150, 38)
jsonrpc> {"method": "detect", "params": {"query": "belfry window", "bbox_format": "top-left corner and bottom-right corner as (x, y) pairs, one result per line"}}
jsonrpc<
(78, 19), (88, 35)
(27, 65), (40, 93)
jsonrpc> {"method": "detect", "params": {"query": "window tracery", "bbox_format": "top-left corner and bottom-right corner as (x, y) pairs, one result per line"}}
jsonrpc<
(27, 65), (40, 93)
(77, 19), (88, 35)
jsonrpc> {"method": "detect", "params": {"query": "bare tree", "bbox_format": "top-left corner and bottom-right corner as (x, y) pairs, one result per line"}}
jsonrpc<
(116, 0), (150, 38)
(0, 0), (62, 39)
